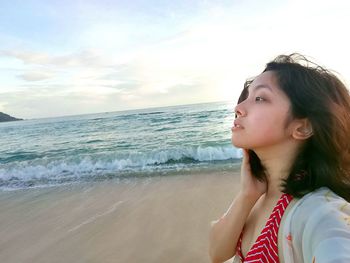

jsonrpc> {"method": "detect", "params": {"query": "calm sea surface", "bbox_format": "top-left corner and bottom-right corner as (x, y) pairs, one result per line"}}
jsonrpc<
(0, 101), (242, 191)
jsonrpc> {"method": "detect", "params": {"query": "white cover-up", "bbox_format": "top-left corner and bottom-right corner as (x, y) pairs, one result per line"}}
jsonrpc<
(232, 187), (350, 263)
(279, 187), (350, 263)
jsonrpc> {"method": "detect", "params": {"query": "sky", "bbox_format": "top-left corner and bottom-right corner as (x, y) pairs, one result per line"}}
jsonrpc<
(0, 0), (350, 119)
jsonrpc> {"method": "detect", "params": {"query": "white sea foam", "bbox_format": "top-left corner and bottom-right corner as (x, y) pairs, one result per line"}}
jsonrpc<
(0, 101), (238, 190)
(0, 145), (242, 189)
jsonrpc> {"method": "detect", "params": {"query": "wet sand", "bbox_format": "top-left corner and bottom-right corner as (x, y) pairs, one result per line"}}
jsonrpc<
(0, 169), (240, 263)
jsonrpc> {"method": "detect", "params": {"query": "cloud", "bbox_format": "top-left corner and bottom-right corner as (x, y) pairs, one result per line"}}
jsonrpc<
(0, 101), (8, 112)
(2, 0), (350, 119)
(1, 49), (111, 68)
(18, 71), (54, 81)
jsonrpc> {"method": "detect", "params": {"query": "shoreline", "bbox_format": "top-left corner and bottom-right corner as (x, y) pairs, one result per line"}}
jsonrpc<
(0, 161), (242, 192)
(0, 168), (241, 263)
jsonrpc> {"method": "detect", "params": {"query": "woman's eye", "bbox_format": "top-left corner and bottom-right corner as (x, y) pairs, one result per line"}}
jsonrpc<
(255, 96), (265, 102)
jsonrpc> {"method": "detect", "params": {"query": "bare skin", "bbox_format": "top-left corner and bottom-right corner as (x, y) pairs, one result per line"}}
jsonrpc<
(209, 71), (312, 263)
(209, 149), (267, 263)
(209, 147), (294, 262)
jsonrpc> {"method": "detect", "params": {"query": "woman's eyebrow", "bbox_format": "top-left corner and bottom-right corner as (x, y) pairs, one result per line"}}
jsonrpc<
(248, 84), (274, 93)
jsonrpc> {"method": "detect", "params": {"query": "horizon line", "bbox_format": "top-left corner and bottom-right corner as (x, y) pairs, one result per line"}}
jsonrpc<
(19, 99), (234, 121)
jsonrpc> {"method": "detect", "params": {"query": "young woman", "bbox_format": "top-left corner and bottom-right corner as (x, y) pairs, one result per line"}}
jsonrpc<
(209, 54), (350, 263)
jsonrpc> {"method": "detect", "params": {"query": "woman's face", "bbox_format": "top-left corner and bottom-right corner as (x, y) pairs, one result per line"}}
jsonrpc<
(231, 71), (294, 151)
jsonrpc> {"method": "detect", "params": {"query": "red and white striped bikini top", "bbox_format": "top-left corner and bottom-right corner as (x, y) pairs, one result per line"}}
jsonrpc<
(236, 193), (293, 263)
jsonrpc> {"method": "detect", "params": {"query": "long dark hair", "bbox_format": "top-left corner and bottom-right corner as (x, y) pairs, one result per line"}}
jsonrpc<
(238, 53), (350, 201)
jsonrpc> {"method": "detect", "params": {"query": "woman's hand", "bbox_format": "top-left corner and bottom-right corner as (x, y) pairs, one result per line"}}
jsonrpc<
(209, 149), (266, 262)
(239, 149), (267, 200)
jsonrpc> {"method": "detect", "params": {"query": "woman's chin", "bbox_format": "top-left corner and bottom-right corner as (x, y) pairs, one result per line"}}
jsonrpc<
(231, 138), (244, 148)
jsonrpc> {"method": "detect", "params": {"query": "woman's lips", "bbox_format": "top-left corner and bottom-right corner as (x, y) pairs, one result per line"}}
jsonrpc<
(231, 120), (244, 131)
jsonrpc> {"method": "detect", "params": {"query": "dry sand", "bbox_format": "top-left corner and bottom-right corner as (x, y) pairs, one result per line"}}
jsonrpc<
(0, 169), (241, 263)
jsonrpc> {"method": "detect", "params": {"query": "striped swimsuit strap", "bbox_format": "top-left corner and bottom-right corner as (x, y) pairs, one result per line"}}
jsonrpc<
(236, 193), (293, 263)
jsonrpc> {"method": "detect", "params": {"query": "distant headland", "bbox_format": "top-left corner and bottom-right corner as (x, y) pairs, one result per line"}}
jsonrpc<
(0, 112), (23, 122)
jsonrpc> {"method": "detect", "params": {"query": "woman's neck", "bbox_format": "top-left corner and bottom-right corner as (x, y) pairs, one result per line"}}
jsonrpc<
(254, 141), (302, 198)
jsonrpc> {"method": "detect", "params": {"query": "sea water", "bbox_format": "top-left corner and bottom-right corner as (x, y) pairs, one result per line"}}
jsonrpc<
(0, 101), (242, 190)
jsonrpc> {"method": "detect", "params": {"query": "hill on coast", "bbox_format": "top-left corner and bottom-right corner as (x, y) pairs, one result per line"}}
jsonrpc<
(0, 112), (23, 122)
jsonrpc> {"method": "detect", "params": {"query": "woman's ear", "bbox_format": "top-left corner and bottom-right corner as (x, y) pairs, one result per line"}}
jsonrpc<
(292, 118), (313, 140)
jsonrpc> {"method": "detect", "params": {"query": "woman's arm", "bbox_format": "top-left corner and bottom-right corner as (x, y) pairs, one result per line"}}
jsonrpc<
(283, 188), (350, 263)
(302, 190), (350, 262)
(209, 192), (259, 263)
(209, 149), (267, 263)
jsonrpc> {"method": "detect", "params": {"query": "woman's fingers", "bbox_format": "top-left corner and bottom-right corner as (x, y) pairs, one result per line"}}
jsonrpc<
(241, 149), (251, 174)
(240, 149), (266, 199)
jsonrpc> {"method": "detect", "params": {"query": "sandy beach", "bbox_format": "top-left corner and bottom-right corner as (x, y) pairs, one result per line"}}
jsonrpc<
(0, 169), (241, 263)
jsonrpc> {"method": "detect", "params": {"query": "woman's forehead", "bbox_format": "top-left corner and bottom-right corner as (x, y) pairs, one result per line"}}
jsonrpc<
(248, 71), (280, 93)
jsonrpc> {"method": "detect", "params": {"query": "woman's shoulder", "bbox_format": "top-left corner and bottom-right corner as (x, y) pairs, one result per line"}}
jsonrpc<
(289, 187), (350, 232)
(293, 187), (350, 219)
(281, 187), (350, 262)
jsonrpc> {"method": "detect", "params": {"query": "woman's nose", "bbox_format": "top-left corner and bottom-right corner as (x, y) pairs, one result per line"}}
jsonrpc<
(234, 104), (246, 118)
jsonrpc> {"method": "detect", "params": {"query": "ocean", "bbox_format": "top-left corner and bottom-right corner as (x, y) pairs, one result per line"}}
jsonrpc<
(0, 101), (242, 191)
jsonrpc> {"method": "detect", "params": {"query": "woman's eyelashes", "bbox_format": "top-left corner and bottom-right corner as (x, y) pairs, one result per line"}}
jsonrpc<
(244, 91), (269, 103)
(255, 96), (265, 102)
